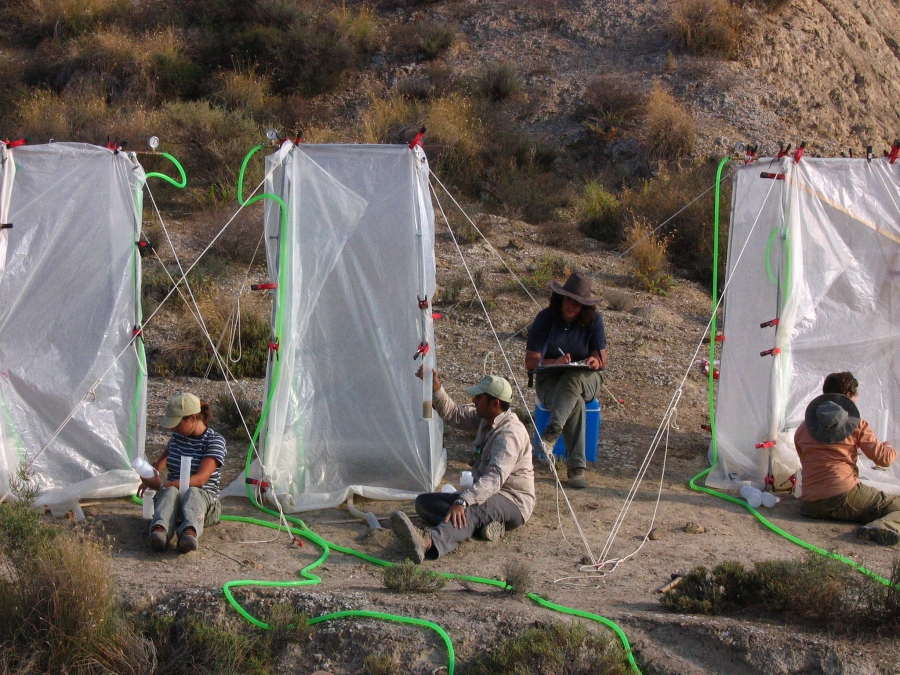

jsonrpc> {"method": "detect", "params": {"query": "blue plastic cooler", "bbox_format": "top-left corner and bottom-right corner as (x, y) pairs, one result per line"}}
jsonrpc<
(533, 399), (601, 462)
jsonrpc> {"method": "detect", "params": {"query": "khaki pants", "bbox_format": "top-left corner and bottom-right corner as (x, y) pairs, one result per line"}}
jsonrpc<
(800, 483), (900, 533)
(150, 486), (221, 539)
(535, 369), (603, 470)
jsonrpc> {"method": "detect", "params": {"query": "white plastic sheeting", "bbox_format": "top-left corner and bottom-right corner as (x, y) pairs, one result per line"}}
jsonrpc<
(244, 143), (444, 511)
(0, 143), (147, 511)
(709, 157), (900, 496)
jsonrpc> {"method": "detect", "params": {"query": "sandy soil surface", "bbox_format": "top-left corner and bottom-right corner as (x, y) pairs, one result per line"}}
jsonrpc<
(76, 218), (900, 674)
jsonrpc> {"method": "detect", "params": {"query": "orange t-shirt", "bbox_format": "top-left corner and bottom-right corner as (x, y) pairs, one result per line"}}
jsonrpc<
(794, 419), (896, 502)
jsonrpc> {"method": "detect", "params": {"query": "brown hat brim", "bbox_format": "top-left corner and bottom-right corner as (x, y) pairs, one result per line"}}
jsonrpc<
(804, 393), (860, 444)
(549, 280), (598, 306)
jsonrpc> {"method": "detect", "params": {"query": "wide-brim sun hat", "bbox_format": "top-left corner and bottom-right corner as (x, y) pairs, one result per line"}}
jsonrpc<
(804, 393), (860, 444)
(549, 271), (598, 306)
(466, 375), (513, 403)
(161, 392), (201, 429)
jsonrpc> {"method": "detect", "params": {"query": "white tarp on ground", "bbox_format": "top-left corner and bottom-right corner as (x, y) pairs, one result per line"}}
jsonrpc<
(709, 156), (900, 495)
(0, 143), (147, 511)
(241, 142), (444, 511)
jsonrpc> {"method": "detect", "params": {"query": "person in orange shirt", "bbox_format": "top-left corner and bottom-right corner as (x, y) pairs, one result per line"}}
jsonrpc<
(795, 372), (900, 546)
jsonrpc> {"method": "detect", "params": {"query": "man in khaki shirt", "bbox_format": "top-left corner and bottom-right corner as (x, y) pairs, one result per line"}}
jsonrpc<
(795, 372), (900, 545)
(392, 371), (534, 564)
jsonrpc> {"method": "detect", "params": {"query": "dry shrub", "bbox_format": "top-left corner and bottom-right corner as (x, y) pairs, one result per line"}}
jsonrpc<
(383, 560), (447, 592)
(331, 3), (381, 53)
(390, 19), (457, 60)
(2, 0), (130, 44)
(665, 0), (745, 58)
(358, 93), (416, 143)
(364, 652), (397, 675)
(584, 73), (645, 118)
(469, 622), (630, 675)
(503, 560), (533, 595)
(606, 290), (636, 312)
(190, 200), (267, 265)
(520, 255), (570, 293)
(641, 85), (695, 161)
(625, 215), (673, 295)
(215, 390), (262, 440)
(214, 68), (271, 116)
(426, 93), (484, 188)
(479, 62), (520, 102)
(578, 180), (621, 242)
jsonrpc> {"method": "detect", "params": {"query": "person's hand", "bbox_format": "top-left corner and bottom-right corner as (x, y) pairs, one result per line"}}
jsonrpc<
(137, 471), (162, 497)
(415, 365), (441, 392)
(444, 503), (468, 528)
(586, 355), (602, 370)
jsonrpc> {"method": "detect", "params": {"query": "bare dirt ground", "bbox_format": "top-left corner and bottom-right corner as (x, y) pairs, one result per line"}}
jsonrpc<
(78, 218), (900, 674)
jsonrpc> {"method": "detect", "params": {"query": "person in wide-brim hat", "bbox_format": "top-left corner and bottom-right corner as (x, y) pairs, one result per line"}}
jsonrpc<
(524, 271), (607, 489)
(794, 371), (900, 546)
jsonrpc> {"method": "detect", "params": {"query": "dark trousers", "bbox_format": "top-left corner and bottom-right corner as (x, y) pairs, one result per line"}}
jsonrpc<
(415, 492), (524, 559)
(535, 369), (603, 470)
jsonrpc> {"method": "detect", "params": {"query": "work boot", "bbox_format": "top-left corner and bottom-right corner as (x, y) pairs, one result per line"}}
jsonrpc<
(857, 525), (900, 546)
(391, 511), (432, 564)
(178, 527), (198, 553)
(541, 423), (562, 450)
(568, 467), (587, 489)
(476, 520), (506, 542)
(149, 525), (168, 552)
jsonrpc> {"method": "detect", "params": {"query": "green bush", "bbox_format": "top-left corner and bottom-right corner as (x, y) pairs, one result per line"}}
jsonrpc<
(578, 180), (621, 242)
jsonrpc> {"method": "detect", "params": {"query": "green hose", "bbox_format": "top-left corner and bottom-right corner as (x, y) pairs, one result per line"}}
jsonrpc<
(144, 153), (187, 189)
(697, 158), (894, 588)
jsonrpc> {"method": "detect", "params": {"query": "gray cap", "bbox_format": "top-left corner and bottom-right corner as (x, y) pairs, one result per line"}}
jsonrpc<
(466, 375), (513, 403)
(804, 393), (860, 444)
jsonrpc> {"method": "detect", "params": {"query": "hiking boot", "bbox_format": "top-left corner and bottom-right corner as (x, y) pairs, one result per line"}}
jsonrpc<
(857, 526), (900, 546)
(568, 467), (587, 489)
(149, 526), (168, 552)
(476, 520), (506, 542)
(541, 423), (562, 449)
(390, 511), (432, 564)
(178, 527), (198, 553)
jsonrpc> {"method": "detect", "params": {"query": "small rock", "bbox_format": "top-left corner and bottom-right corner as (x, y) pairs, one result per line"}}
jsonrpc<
(683, 521), (706, 534)
(648, 528), (664, 540)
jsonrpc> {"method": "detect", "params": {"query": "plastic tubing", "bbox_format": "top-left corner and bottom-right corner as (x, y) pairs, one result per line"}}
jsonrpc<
(698, 158), (894, 588)
(144, 153), (187, 188)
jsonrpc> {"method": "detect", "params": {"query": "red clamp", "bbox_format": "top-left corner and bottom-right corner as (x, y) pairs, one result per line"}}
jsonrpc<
(701, 423), (712, 432)
(432, 312), (442, 320)
(793, 141), (806, 163)
(291, 535), (305, 547)
(268, 339), (279, 360)
(889, 140), (900, 164)
(136, 239), (149, 250)
(764, 473), (775, 491)
(760, 172), (785, 180)
(743, 144), (759, 165)
(712, 368), (719, 381)
(413, 341), (430, 360)
(2, 139), (26, 148)
(132, 325), (143, 338)
(785, 473), (797, 491)
(755, 440), (775, 449)
(106, 138), (126, 154)
(714, 335), (725, 342)
(417, 295), (429, 310)
(777, 142), (792, 159)
(245, 477), (272, 490)
(760, 318), (779, 328)
(409, 126), (426, 149)
(251, 283), (278, 291)
(760, 347), (781, 357)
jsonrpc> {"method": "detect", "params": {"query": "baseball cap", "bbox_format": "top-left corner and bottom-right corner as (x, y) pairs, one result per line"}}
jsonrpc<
(466, 375), (513, 403)
(161, 392), (201, 429)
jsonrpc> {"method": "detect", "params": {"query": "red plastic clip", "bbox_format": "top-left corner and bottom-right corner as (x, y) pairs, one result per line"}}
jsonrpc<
(760, 318), (779, 328)
(2, 139), (26, 148)
(106, 138), (126, 154)
(268, 339), (279, 361)
(755, 440), (776, 449)
(291, 536), (305, 547)
(777, 142), (792, 159)
(760, 172), (785, 180)
(743, 145), (759, 165)
(713, 368), (719, 381)
(760, 347), (781, 357)
(245, 477), (272, 490)
(714, 335), (725, 342)
(413, 341), (430, 360)
(432, 312), (442, 320)
(889, 140), (900, 164)
(785, 473), (797, 490)
(418, 295), (429, 310)
(701, 423), (712, 432)
(251, 283), (278, 291)
(132, 325), (143, 338)
(409, 126), (426, 149)
(793, 141), (806, 163)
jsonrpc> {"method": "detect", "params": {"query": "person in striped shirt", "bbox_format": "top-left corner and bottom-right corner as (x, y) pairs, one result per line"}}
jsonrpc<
(137, 393), (227, 553)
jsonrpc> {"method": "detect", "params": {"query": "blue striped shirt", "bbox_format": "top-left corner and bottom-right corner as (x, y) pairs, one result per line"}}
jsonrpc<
(165, 428), (227, 497)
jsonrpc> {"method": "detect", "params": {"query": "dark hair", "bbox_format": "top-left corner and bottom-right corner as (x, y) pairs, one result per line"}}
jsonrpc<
(549, 292), (596, 328)
(484, 395), (511, 412)
(184, 401), (212, 425)
(822, 372), (858, 398)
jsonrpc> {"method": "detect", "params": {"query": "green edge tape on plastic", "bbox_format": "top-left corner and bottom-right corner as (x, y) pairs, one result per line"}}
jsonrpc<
(145, 153), (187, 189)
(698, 158), (894, 589)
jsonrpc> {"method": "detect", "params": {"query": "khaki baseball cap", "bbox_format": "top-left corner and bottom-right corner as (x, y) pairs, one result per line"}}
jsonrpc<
(466, 375), (513, 403)
(161, 392), (201, 428)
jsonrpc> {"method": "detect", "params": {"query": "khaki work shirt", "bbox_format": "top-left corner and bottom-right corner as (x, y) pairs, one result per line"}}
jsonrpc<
(794, 418), (896, 502)
(433, 387), (535, 522)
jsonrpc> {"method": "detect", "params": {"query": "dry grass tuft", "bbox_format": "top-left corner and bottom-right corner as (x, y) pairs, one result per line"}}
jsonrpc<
(479, 62), (520, 102)
(578, 180), (621, 242)
(214, 68), (271, 116)
(625, 215), (673, 295)
(606, 290), (636, 312)
(383, 560), (447, 592)
(358, 93), (416, 144)
(641, 85), (696, 161)
(502, 560), (533, 595)
(665, 0), (745, 58)
(364, 652), (397, 675)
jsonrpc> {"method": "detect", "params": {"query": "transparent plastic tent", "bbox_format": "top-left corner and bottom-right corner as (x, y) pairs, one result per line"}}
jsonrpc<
(235, 142), (444, 511)
(709, 156), (900, 496)
(0, 143), (147, 512)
